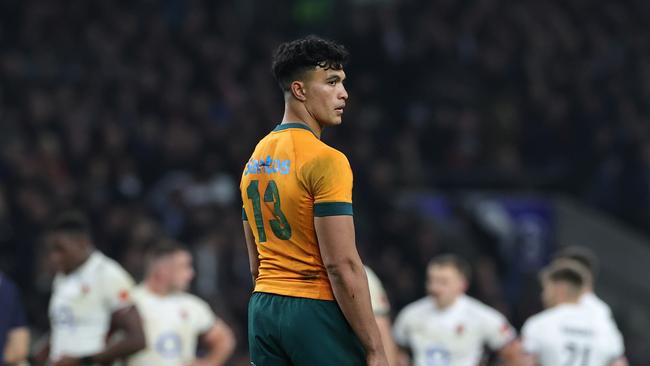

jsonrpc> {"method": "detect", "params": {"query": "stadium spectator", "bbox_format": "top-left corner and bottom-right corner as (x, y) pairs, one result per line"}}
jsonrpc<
(0, 272), (29, 366)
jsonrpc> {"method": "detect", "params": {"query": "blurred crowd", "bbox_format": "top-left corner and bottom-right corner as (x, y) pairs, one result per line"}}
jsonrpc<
(1, 0), (649, 364)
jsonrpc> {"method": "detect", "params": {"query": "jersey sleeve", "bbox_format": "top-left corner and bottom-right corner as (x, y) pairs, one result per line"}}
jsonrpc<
(604, 318), (625, 359)
(393, 307), (413, 347)
(479, 306), (516, 350)
(521, 318), (541, 355)
(190, 297), (217, 335)
(101, 263), (135, 312)
(365, 267), (390, 316)
(302, 149), (354, 216)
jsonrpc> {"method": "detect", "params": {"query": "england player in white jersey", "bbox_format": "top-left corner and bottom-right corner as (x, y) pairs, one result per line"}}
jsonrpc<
(127, 240), (235, 366)
(393, 254), (520, 366)
(44, 211), (145, 366)
(554, 246), (614, 319)
(366, 266), (398, 366)
(521, 262), (628, 366)
(553, 246), (629, 365)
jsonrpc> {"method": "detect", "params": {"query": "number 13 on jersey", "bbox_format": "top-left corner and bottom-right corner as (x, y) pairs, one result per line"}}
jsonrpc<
(246, 179), (292, 242)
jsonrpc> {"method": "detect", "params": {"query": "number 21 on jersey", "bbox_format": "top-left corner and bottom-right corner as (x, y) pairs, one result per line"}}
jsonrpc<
(246, 179), (292, 242)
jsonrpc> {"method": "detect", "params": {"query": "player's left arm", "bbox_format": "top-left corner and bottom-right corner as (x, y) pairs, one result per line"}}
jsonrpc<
(497, 339), (525, 366)
(192, 318), (236, 366)
(98, 305), (146, 361)
(481, 309), (523, 366)
(52, 305), (145, 366)
(3, 327), (29, 365)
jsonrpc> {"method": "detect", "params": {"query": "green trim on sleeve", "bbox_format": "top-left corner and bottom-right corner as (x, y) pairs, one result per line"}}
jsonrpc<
(242, 207), (248, 221)
(314, 202), (353, 217)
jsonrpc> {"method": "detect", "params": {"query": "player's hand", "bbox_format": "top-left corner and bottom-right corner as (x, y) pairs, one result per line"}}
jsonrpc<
(53, 356), (81, 366)
(366, 351), (390, 366)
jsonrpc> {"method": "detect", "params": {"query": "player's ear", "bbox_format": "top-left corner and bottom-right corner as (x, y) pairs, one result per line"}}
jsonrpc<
(290, 81), (307, 102)
(461, 278), (469, 292)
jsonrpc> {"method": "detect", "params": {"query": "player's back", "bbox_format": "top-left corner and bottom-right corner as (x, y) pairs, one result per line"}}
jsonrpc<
(522, 304), (624, 366)
(240, 123), (354, 301)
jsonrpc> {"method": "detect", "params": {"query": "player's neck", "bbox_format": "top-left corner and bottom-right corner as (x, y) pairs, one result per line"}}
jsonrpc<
(556, 297), (580, 306)
(66, 248), (94, 274)
(434, 296), (460, 310)
(144, 278), (171, 296)
(282, 103), (322, 139)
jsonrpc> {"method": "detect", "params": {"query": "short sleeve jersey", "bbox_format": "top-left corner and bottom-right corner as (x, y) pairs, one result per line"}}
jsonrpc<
(522, 303), (624, 366)
(580, 292), (613, 319)
(240, 123), (354, 300)
(127, 286), (216, 366)
(393, 295), (515, 366)
(49, 251), (135, 361)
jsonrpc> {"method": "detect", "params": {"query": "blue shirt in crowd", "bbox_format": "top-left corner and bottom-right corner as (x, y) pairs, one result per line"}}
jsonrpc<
(0, 272), (28, 366)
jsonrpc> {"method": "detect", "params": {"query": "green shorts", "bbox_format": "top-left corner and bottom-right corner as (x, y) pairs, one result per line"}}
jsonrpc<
(248, 292), (366, 365)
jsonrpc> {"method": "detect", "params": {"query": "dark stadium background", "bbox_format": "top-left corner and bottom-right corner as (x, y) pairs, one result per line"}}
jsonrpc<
(1, 0), (649, 364)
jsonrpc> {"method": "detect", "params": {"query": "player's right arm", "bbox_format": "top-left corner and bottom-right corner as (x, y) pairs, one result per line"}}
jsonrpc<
(519, 319), (540, 366)
(95, 305), (146, 363)
(242, 217), (259, 283)
(3, 327), (29, 365)
(315, 215), (388, 366)
(193, 318), (236, 366)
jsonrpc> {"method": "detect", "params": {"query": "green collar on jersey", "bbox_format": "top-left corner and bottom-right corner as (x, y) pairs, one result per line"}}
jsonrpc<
(273, 123), (316, 136)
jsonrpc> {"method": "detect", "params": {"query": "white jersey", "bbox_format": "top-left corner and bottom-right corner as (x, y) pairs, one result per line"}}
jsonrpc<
(365, 266), (390, 316)
(522, 303), (624, 366)
(393, 295), (515, 366)
(127, 285), (216, 366)
(49, 251), (135, 361)
(580, 292), (612, 319)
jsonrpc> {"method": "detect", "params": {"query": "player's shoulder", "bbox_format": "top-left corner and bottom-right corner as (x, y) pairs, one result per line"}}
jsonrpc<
(399, 296), (434, 318)
(94, 252), (134, 282)
(581, 292), (612, 316)
(130, 285), (148, 299)
(303, 138), (348, 163)
(462, 295), (505, 319)
(177, 292), (212, 310)
(523, 305), (568, 331)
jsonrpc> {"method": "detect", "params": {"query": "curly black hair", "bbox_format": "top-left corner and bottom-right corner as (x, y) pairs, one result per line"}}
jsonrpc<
(272, 35), (349, 91)
(47, 210), (92, 237)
